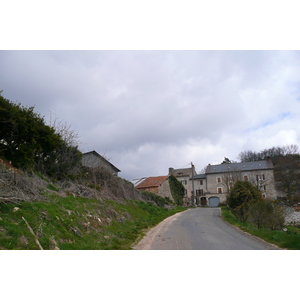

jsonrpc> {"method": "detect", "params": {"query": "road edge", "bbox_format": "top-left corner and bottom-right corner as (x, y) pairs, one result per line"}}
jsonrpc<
(219, 208), (285, 250)
(132, 210), (188, 250)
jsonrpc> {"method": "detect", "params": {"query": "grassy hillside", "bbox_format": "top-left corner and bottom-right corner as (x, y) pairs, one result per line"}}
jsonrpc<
(0, 195), (185, 250)
(0, 162), (185, 250)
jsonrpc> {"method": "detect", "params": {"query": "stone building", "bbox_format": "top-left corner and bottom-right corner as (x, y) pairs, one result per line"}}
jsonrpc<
(169, 166), (196, 205)
(82, 151), (121, 176)
(191, 159), (277, 207)
(134, 175), (174, 202)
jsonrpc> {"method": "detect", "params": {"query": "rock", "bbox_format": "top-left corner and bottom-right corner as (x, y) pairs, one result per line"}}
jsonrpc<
(13, 207), (19, 212)
(285, 208), (300, 225)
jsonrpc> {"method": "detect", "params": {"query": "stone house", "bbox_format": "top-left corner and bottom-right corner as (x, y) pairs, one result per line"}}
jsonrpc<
(169, 167), (196, 205)
(134, 175), (175, 202)
(82, 151), (121, 176)
(191, 159), (277, 207)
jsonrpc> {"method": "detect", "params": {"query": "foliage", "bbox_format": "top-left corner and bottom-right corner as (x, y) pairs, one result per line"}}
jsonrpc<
(274, 155), (300, 204)
(237, 145), (299, 162)
(140, 191), (172, 207)
(221, 157), (236, 164)
(168, 174), (185, 206)
(0, 195), (186, 250)
(221, 207), (300, 250)
(227, 180), (262, 222)
(0, 93), (82, 179)
(248, 200), (285, 230)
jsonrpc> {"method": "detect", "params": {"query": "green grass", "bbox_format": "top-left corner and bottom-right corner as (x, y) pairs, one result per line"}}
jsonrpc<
(221, 207), (300, 250)
(0, 196), (186, 250)
(46, 184), (60, 192)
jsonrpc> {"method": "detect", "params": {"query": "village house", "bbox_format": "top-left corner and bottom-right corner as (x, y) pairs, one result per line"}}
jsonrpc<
(82, 151), (121, 176)
(134, 175), (175, 202)
(168, 166), (196, 205)
(191, 159), (277, 207)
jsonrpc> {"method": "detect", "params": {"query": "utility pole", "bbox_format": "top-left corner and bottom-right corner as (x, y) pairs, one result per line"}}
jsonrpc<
(191, 162), (195, 206)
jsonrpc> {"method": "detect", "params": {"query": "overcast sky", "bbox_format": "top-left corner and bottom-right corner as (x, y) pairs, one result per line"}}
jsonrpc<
(1, 50), (300, 179)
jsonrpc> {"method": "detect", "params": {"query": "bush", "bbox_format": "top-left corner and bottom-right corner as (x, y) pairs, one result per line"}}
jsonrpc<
(227, 180), (262, 222)
(265, 204), (285, 230)
(248, 200), (285, 230)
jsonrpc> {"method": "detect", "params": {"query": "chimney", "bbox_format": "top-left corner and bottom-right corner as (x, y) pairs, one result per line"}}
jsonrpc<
(169, 167), (174, 175)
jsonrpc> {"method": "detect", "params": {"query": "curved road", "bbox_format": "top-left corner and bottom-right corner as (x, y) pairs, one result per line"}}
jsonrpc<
(134, 208), (280, 250)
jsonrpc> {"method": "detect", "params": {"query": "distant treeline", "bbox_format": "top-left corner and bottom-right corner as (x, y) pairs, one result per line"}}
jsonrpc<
(0, 91), (82, 179)
(238, 145), (299, 164)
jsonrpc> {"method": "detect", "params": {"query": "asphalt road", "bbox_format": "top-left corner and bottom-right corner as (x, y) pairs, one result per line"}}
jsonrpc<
(134, 207), (280, 250)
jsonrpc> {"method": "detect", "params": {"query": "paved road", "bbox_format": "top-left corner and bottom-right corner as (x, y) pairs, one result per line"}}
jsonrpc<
(134, 208), (280, 250)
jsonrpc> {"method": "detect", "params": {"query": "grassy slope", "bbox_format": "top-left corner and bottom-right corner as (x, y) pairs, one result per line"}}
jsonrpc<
(0, 195), (186, 250)
(221, 207), (300, 250)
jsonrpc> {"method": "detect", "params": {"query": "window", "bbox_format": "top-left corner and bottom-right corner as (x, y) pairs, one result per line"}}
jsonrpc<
(217, 177), (222, 183)
(217, 187), (223, 194)
(257, 174), (265, 181)
(244, 175), (248, 181)
(259, 185), (266, 191)
(196, 189), (204, 196)
(199, 179), (203, 185)
(181, 180), (187, 185)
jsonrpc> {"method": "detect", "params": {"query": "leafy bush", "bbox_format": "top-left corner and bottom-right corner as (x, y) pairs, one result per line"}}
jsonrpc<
(227, 180), (262, 222)
(0, 92), (82, 179)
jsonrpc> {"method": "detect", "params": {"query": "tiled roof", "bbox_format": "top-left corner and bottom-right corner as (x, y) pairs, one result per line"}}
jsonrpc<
(135, 176), (169, 189)
(206, 160), (274, 174)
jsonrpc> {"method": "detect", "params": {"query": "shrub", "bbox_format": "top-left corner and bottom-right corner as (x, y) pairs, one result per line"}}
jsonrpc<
(248, 200), (285, 230)
(227, 180), (262, 222)
(265, 204), (285, 230)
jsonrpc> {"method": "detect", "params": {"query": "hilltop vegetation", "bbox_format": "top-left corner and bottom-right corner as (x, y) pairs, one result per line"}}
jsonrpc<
(0, 92), (186, 249)
(0, 91), (82, 179)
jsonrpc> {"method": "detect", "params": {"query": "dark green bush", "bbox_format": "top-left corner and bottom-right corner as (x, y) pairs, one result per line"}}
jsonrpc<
(227, 180), (262, 222)
(168, 175), (184, 206)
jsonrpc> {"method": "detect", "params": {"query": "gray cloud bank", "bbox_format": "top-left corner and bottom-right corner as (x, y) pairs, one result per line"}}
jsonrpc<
(1, 50), (300, 179)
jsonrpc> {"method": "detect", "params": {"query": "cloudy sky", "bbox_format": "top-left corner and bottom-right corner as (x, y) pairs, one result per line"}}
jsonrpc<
(1, 50), (300, 179)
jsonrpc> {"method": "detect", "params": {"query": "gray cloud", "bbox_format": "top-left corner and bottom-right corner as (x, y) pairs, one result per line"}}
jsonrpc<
(1, 50), (300, 179)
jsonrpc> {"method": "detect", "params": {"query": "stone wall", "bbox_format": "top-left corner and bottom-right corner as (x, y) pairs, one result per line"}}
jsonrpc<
(158, 179), (174, 202)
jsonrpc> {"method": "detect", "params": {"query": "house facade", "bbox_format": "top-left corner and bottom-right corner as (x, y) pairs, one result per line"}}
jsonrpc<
(82, 151), (121, 176)
(169, 167), (196, 205)
(134, 175), (175, 202)
(191, 159), (277, 207)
